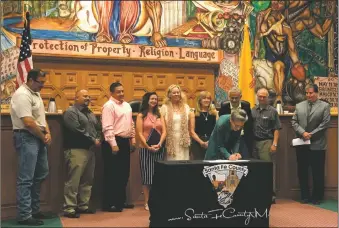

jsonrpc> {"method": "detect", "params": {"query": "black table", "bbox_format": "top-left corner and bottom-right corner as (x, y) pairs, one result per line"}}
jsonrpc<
(149, 160), (272, 227)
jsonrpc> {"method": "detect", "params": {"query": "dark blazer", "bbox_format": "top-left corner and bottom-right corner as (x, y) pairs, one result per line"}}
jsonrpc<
(219, 100), (253, 154)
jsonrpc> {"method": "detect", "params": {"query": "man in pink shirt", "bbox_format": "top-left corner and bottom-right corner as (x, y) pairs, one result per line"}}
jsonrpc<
(101, 82), (136, 212)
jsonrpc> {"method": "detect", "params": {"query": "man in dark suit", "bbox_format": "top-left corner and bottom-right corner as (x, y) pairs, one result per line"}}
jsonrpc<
(219, 87), (253, 158)
(291, 84), (331, 205)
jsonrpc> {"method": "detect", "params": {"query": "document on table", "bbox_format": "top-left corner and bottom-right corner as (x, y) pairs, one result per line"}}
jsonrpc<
(204, 160), (250, 163)
(292, 138), (310, 146)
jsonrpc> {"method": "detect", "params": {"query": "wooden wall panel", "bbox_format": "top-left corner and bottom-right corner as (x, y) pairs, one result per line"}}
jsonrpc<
(1, 124), (18, 218)
(35, 61), (215, 113)
(324, 126), (338, 197)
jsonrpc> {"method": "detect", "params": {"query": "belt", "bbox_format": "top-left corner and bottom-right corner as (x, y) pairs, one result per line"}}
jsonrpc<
(13, 129), (47, 134)
(254, 137), (273, 141)
(13, 129), (30, 133)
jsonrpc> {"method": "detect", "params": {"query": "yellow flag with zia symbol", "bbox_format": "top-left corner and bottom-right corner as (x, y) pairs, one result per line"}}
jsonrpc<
(238, 23), (255, 107)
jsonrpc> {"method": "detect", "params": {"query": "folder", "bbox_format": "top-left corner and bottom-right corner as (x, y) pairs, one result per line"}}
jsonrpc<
(147, 128), (161, 146)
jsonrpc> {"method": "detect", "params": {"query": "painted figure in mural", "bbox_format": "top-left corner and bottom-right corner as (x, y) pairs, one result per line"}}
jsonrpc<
(94, 0), (166, 47)
(58, 1), (73, 18)
(254, 0), (335, 105)
(22, 0), (167, 47)
(193, 0), (242, 20)
(192, 1), (242, 34)
(254, 0), (305, 105)
(2, 1), (22, 16)
(192, 1), (252, 42)
(24, 0), (72, 18)
(1, 80), (16, 103)
(285, 1), (335, 39)
(71, 1), (99, 33)
(282, 1), (335, 103)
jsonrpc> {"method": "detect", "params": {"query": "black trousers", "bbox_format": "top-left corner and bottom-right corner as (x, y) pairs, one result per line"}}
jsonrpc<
(296, 146), (325, 201)
(101, 137), (130, 209)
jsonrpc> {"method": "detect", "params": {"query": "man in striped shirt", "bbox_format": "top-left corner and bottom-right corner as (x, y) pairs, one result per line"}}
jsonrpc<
(101, 82), (136, 212)
(252, 88), (281, 204)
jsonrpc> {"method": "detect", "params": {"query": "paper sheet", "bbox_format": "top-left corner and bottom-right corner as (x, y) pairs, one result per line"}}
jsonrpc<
(292, 138), (311, 146)
(203, 160), (250, 163)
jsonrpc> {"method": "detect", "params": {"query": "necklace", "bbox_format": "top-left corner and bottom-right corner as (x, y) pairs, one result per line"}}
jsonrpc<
(173, 105), (180, 112)
(201, 112), (209, 121)
(148, 113), (156, 123)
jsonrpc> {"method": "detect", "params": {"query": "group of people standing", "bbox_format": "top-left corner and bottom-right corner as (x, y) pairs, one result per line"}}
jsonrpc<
(10, 68), (331, 226)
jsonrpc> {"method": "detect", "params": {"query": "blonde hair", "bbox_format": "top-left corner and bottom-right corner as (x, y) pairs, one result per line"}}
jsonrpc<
(195, 91), (217, 116)
(161, 84), (191, 157)
(163, 84), (187, 106)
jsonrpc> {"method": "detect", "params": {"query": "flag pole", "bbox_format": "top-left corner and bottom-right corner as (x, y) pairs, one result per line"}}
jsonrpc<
(22, 1), (25, 21)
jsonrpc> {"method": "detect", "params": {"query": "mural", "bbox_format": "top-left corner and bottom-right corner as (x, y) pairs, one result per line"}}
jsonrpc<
(1, 1), (337, 107)
(1, 1), (21, 105)
(251, 0), (337, 106)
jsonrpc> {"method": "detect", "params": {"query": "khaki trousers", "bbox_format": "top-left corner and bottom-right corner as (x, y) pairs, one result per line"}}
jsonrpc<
(63, 148), (95, 213)
(254, 140), (276, 194)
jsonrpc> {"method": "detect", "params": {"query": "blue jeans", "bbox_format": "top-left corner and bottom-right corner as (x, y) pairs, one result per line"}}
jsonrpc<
(13, 131), (49, 221)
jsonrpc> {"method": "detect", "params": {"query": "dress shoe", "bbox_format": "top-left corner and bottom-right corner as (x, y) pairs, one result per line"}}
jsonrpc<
(301, 199), (309, 204)
(123, 203), (134, 209)
(106, 206), (123, 212)
(76, 208), (96, 214)
(32, 212), (56, 219)
(18, 217), (44, 226)
(312, 200), (321, 205)
(272, 194), (276, 204)
(64, 211), (80, 218)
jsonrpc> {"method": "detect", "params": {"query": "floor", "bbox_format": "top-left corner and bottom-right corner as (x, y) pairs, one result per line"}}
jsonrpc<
(2, 199), (338, 227)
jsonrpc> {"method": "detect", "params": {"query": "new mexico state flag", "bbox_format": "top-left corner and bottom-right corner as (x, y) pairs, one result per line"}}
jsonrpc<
(238, 23), (255, 108)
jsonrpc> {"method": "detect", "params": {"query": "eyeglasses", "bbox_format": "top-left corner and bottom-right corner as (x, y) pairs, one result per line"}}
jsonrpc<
(231, 121), (244, 131)
(33, 80), (45, 85)
(233, 124), (243, 131)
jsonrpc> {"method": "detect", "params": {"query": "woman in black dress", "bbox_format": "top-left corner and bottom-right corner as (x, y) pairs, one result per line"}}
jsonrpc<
(189, 91), (218, 160)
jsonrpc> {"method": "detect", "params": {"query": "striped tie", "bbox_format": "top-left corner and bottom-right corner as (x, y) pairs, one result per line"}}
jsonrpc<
(306, 102), (313, 131)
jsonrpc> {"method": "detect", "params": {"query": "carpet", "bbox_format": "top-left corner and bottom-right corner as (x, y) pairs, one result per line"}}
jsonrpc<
(2, 199), (337, 227)
(1, 217), (62, 228)
(313, 199), (338, 212)
(270, 199), (338, 227)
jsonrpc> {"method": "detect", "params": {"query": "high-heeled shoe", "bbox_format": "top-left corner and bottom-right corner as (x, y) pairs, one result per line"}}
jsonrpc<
(144, 204), (149, 211)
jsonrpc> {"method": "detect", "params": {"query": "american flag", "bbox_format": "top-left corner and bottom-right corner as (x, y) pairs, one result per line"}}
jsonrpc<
(16, 12), (33, 88)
